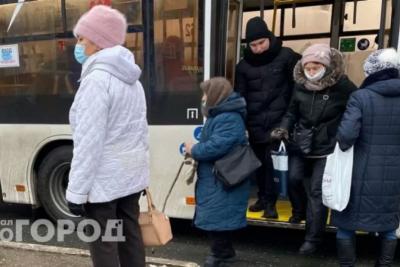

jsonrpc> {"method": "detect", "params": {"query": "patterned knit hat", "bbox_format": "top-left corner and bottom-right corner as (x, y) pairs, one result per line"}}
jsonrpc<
(74, 5), (127, 49)
(364, 48), (400, 77)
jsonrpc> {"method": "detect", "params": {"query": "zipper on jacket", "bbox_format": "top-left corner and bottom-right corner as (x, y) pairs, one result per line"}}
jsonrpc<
(310, 92), (316, 117)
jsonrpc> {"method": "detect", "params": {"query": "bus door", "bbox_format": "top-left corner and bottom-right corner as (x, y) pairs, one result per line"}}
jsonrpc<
(234, 0), (400, 228)
(233, 0), (332, 227)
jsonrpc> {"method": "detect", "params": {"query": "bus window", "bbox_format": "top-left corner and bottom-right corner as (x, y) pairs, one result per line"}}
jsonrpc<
(65, 0), (142, 30)
(340, 0), (392, 86)
(283, 38), (330, 54)
(242, 10), (282, 38)
(0, 0), (63, 37)
(343, 0), (381, 32)
(225, 0), (241, 84)
(0, 38), (79, 123)
(150, 0), (204, 125)
(113, 0), (142, 26)
(383, 0), (392, 49)
(126, 32), (144, 69)
(283, 5), (332, 36)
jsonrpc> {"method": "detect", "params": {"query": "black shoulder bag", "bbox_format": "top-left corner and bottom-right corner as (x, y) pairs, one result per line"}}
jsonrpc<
(291, 91), (330, 155)
(213, 144), (262, 188)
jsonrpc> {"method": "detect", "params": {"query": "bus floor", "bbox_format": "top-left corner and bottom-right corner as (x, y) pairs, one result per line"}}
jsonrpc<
(246, 198), (335, 231)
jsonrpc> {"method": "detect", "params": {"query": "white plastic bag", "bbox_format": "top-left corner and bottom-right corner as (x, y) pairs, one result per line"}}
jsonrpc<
(322, 143), (353, 211)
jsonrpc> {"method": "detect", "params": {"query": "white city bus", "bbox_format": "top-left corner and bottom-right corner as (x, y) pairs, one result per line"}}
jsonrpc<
(0, 0), (399, 229)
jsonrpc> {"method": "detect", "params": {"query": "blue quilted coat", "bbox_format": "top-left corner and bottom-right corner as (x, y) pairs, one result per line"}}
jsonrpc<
(191, 92), (250, 231)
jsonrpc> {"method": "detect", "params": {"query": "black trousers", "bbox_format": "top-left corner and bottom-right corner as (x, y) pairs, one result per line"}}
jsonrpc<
(207, 230), (236, 259)
(288, 156), (328, 243)
(251, 142), (278, 205)
(85, 192), (145, 267)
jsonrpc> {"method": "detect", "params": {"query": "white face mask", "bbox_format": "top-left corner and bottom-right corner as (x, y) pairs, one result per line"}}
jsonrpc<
(305, 66), (326, 82)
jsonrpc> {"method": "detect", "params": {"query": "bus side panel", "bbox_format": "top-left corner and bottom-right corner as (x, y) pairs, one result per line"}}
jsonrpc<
(0, 125), (71, 205)
(146, 126), (196, 219)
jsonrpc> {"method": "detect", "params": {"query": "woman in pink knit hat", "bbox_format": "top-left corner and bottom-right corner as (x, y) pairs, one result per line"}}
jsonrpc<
(66, 5), (149, 267)
(271, 43), (357, 255)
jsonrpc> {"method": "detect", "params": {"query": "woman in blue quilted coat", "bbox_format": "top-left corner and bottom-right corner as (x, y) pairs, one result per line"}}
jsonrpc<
(332, 48), (400, 267)
(185, 77), (250, 267)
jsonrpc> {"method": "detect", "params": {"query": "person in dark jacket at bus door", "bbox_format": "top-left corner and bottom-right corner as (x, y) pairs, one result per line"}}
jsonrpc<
(184, 78), (250, 267)
(271, 43), (357, 254)
(332, 48), (400, 267)
(234, 17), (301, 218)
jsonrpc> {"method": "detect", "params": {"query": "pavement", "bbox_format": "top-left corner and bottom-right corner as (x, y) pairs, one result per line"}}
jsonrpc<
(0, 241), (199, 267)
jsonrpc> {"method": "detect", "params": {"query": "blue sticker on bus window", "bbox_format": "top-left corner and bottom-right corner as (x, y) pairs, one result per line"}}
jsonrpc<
(1, 48), (12, 61)
(179, 143), (186, 155)
(193, 126), (203, 141)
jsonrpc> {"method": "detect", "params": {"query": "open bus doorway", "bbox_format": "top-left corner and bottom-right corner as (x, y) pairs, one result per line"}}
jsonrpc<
(219, 0), (400, 228)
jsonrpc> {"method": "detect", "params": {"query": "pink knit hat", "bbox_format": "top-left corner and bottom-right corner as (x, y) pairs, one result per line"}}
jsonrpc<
(301, 43), (331, 67)
(74, 5), (127, 49)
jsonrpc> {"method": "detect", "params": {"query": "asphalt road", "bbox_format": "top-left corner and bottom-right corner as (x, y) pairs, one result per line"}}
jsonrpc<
(0, 203), (399, 267)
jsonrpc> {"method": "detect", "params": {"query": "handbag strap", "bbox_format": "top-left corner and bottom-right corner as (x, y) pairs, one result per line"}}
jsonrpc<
(279, 141), (286, 152)
(144, 188), (156, 212)
(143, 158), (189, 214)
(161, 159), (186, 213)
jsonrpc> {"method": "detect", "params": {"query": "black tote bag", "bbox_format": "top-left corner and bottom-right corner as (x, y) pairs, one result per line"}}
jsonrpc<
(213, 144), (262, 187)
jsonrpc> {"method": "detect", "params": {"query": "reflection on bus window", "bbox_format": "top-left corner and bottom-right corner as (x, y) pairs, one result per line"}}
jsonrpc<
(0, 39), (80, 96)
(0, 38), (81, 123)
(66, 0), (142, 30)
(151, 0), (204, 124)
(226, 0), (240, 84)
(126, 32), (144, 70)
(0, 0), (62, 38)
(154, 0), (203, 93)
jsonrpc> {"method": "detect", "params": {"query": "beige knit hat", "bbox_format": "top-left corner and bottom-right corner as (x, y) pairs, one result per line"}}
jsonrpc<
(200, 77), (233, 108)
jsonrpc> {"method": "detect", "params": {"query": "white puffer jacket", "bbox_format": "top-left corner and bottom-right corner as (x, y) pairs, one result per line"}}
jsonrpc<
(66, 45), (149, 204)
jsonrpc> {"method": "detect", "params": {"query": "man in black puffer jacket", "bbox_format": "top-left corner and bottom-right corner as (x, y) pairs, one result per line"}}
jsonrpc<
(235, 17), (301, 218)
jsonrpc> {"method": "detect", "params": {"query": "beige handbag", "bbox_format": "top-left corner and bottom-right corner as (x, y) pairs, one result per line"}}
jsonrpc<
(139, 189), (173, 246)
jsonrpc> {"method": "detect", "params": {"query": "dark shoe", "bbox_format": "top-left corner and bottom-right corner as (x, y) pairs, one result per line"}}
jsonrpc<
(337, 238), (356, 267)
(249, 199), (265, 212)
(299, 241), (318, 255)
(375, 239), (397, 267)
(204, 255), (235, 267)
(288, 214), (306, 224)
(262, 204), (278, 219)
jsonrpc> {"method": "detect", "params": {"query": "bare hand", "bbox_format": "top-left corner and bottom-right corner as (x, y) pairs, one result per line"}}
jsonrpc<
(271, 128), (289, 141)
(184, 141), (194, 155)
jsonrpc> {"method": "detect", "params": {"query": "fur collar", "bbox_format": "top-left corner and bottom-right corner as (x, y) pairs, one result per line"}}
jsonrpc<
(294, 48), (345, 91)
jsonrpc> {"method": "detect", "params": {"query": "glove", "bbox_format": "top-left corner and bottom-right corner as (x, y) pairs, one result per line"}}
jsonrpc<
(67, 201), (86, 216)
(270, 128), (289, 141)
